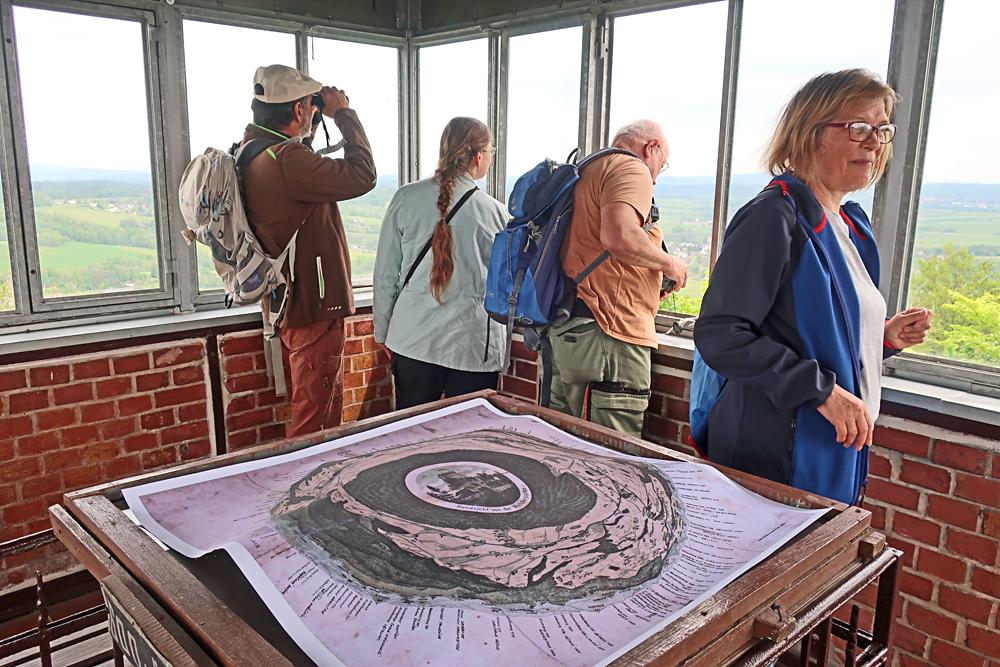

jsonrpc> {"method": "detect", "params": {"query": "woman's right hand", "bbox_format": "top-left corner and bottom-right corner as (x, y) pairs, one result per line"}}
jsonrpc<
(817, 385), (873, 451)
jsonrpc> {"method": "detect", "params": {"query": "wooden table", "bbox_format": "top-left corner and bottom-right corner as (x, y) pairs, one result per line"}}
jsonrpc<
(49, 392), (900, 666)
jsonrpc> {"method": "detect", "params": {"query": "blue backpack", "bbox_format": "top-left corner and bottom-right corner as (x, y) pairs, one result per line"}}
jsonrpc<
(484, 148), (638, 370)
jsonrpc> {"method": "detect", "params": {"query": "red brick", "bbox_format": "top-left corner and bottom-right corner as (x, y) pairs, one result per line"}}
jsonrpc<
(53, 383), (93, 406)
(222, 355), (254, 376)
(869, 503), (888, 530)
(352, 319), (374, 336)
(123, 433), (159, 453)
(179, 439), (211, 460)
(3, 499), (47, 525)
(227, 430), (258, 450)
(965, 625), (1000, 659)
(971, 566), (1000, 598)
(930, 639), (987, 666)
(894, 623), (929, 656)
(259, 423), (286, 442)
(350, 352), (379, 372)
(946, 528), (998, 566)
(101, 417), (137, 439)
(227, 394), (256, 413)
(343, 372), (364, 390)
(932, 441), (990, 474)
(44, 449), (82, 472)
(899, 571), (934, 601)
(0, 415), (34, 439)
(105, 455), (142, 479)
(906, 602), (957, 641)
(500, 375), (536, 401)
(369, 366), (388, 384)
(0, 484), (16, 506)
(81, 441), (120, 466)
(986, 511), (1000, 539)
(16, 431), (61, 457)
(63, 465), (103, 489)
(220, 335), (261, 355)
(0, 440), (12, 461)
(361, 398), (392, 419)
(9, 390), (50, 413)
(254, 391), (283, 408)
(35, 407), (76, 431)
(72, 359), (110, 380)
(376, 382), (393, 399)
(80, 401), (116, 424)
(160, 421), (208, 446)
(29, 364), (70, 387)
(227, 374), (269, 392)
(118, 395), (154, 416)
(874, 426), (931, 457)
(917, 548), (967, 583)
(343, 339), (363, 355)
(927, 494), (981, 531)
(869, 452), (892, 478)
(21, 473), (62, 498)
(955, 474), (1000, 508)
(342, 403), (362, 423)
(113, 354), (149, 374)
(153, 345), (202, 368)
(666, 398), (690, 422)
(894, 512), (942, 546)
(227, 408), (274, 432)
(938, 585), (993, 624)
(0, 369), (27, 391)
(135, 371), (170, 392)
(867, 478), (920, 510)
(172, 366), (203, 386)
(0, 457), (40, 483)
(95, 377), (133, 399)
(141, 410), (175, 430)
(514, 360), (538, 383)
(652, 374), (686, 397)
(141, 448), (178, 469)
(645, 415), (678, 442)
(62, 424), (99, 448)
(900, 460), (951, 493)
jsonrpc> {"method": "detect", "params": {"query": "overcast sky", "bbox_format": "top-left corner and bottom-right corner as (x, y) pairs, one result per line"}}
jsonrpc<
(9, 0), (999, 185)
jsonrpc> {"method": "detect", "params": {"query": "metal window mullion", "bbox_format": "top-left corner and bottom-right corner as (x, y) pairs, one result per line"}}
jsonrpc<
(0, 0), (29, 315)
(707, 0), (743, 274)
(872, 0), (944, 315)
(580, 10), (611, 154)
(156, 3), (195, 312)
(487, 30), (508, 200)
(404, 42), (419, 182)
(296, 30), (309, 73)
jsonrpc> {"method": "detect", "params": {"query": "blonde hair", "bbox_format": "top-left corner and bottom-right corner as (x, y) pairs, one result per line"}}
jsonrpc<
(764, 69), (898, 188)
(429, 117), (492, 303)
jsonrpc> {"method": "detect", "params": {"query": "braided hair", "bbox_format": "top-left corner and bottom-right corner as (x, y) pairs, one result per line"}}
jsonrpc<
(429, 117), (492, 303)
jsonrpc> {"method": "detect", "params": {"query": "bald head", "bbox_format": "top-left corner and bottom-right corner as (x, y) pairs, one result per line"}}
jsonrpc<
(612, 119), (669, 183)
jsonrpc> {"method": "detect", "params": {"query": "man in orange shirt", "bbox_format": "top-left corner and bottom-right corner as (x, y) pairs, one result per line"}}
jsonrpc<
(548, 120), (687, 437)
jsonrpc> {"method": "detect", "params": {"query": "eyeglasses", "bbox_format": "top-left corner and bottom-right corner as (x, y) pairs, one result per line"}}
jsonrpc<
(652, 143), (670, 175)
(481, 146), (496, 156)
(819, 121), (896, 144)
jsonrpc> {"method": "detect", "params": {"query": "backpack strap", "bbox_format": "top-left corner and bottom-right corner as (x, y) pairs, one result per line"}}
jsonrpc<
(399, 186), (478, 293)
(233, 136), (285, 166)
(573, 206), (660, 285)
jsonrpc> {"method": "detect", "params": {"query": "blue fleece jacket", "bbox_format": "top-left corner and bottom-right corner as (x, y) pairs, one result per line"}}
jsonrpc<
(692, 173), (897, 505)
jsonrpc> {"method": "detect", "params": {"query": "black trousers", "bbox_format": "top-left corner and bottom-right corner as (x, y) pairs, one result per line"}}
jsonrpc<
(391, 353), (499, 410)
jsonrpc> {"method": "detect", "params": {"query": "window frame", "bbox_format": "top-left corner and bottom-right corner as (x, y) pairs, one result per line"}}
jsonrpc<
(1, 0), (177, 323)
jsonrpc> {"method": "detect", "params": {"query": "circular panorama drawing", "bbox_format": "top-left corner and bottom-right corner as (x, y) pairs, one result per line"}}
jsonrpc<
(270, 429), (686, 615)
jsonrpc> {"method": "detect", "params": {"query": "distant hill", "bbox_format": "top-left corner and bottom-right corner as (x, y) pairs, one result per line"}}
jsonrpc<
(31, 164), (152, 184)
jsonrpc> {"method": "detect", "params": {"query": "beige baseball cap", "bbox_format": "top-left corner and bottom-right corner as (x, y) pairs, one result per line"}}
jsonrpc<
(252, 64), (322, 104)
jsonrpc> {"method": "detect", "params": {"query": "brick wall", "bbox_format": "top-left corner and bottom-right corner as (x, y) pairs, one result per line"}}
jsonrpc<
(498, 342), (999, 666)
(1, 340), (213, 589)
(219, 314), (394, 451)
(0, 312), (393, 594)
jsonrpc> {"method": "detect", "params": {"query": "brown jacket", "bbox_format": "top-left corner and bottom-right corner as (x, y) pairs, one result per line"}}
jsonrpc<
(240, 109), (376, 329)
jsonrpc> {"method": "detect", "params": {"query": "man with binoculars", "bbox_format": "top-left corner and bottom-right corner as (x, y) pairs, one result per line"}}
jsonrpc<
(240, 64), (377, 438)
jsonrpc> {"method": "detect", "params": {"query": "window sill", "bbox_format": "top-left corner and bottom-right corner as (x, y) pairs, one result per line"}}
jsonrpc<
(653, 332), (1000, 428)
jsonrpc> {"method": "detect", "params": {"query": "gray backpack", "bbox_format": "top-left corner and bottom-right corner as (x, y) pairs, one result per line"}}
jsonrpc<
(178, 139), (302, 395)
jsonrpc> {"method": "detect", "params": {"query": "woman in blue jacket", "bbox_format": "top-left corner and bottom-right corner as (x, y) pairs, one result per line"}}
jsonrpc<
(693, 69), (933, 505)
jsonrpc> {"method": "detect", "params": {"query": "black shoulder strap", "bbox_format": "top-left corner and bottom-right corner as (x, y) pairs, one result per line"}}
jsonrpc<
(400, 186), (479, 293)
(234, 136), (284, 168)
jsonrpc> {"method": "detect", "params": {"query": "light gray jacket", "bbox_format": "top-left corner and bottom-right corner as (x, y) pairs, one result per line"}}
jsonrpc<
(373, 174), (510, 372)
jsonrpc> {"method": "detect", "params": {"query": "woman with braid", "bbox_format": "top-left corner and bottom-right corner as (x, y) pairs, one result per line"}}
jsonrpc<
(374, 117), (509, 409)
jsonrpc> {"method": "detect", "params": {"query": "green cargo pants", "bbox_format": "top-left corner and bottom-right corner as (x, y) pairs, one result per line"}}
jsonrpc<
(546, 316), (652, 438)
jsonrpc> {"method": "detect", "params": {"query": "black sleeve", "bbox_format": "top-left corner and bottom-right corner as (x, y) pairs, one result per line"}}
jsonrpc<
(694, 195), (836, 411)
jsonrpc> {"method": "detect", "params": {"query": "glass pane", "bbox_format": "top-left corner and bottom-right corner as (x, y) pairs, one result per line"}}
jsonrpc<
(418, 39), (488, 179)
(0, 175), (13, 312)
(183, 20), (295, 292)
(728, 0), (894, 221)
(505, 27), (582, 191)
(610, 3), (728, 316)
(308, 38), (399, 284)
(905, 0), (1000, 367)
(14, 7), (161, 299)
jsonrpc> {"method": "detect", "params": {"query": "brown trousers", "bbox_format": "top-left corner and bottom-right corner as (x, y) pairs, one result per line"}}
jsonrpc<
(279, 318), (346, 438)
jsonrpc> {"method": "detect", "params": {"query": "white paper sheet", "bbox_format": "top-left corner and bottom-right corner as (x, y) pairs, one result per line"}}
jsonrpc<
(123, 398), (828, 667)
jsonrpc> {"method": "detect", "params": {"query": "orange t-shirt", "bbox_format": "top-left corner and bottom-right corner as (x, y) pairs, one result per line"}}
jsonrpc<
(561, 153), (661, 348)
